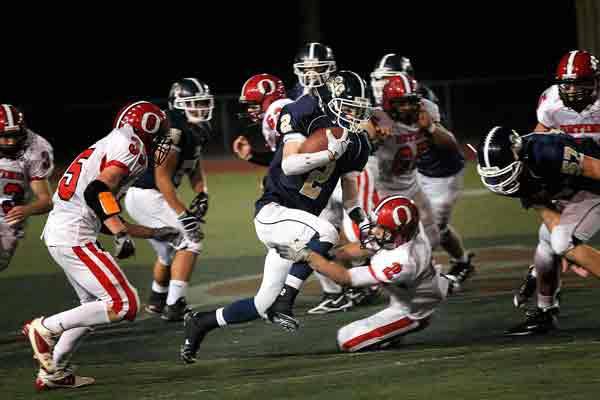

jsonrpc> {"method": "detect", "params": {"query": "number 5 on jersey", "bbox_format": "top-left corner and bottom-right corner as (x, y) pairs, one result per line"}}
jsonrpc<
(58, 148), (95, 200)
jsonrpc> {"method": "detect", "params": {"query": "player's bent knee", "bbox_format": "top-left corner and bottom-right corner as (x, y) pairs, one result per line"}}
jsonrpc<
(177, 237), (203, 255)
(550, 226), (575, 256)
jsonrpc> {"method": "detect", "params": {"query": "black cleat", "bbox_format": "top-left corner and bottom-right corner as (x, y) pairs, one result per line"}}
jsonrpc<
(267, 285), (300, 332)
(513, 264), (537, 309)
(504, 307), (558, 336)
(447, 252), (476, 288)
(145, 291), (167, 315)
(308, 292), (353, 314)
(180, 311), (212, 364)
(162, 297), (192, 322)
(268, 311), (300, 332)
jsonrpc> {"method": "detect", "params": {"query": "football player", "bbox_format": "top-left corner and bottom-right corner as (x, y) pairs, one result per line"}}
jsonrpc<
(180, 71), (375, 363)
(0, 105), (54, 271)
(275, 196), (457, 351)
(513, 50), (600, 311)
(477, 126), (600, 335)
(371, 53), (474, 284)
(232, 73), (291, 166)
(25, 101), (178, 390)
(288, 42), (337, 100)
(125, 78), (213, 321)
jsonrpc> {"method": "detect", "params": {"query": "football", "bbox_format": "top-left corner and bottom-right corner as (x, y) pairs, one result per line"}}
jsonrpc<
(299, 127), (346, 153)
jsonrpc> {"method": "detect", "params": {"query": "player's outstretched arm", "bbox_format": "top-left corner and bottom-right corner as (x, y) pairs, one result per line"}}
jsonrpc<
(281, 140), (331, 175)
(155, 149), (186, 215)
(5, 179), (52, 225)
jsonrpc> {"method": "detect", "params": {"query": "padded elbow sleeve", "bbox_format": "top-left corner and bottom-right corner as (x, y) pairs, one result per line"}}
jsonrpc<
(84, 180), (121, 221)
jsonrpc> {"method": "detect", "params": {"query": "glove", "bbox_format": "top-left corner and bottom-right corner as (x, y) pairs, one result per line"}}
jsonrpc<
(274, 239), (311, 263)
(177, 210), (203, 242)
(114, 231), (135, 259)
(152, 227), (183, 247)
(326, 128), (350, 160)
(189, 192), (209, 222)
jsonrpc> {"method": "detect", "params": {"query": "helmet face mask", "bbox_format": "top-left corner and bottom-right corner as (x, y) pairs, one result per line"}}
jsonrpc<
(555, 50), (599, 112)
(327, 96), (372, 133)
(476, 126), (524, 195)
(293, 42), (336, 88)
(169, 78), (215, 125)
(557, 78), (597, 112)
(0, 104), (29, 159)
(389, 97), (420, 124)
(477, 161), (523, 195)
(371, 54), (414, 105)
(324, 71), (373, 133)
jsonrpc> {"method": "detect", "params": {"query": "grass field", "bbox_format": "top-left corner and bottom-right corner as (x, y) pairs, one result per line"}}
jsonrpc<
(2, 162), (600, 399)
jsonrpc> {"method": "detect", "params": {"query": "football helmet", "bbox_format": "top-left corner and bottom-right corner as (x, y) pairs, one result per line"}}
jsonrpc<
(293, 42), (336, 88)
(555, 50), (599, 112)
(0, 104), (30, 158)
(319, 70), (373, 133)
(239, 73), (286, 123)
(362, 195), (420, 251)
(168, 78), (214, 124)
(382, 73), (421, 124)
(476, 126), (524, 195)
(114, 101), (171, 165)
(371, 54), (414, 105)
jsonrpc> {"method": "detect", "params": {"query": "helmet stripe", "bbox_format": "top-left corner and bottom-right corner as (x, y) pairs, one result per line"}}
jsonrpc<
(185, 78), (203, 94)
(1, 104), (15, 128)
(115, 101), (147, 129)
(347, 70), (366, 97)
(379, 53), (396, 70)
(309, 42), (316, 59)
(399, 73), (412, 94)
(483, 126), (501, 167)
(566, 50), (578, 75)
(374, 194), (411, 214)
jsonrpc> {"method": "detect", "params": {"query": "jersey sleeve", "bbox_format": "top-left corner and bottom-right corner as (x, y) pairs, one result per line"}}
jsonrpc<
(536, 86), (556, 128)
(104, 129), (146, 176)
(27, 134), (55, 181)
(527, 134), (584, 178)
(262, 103), (284, 152)
(367, 250), (415, 284)
(421, 99), (440, 123)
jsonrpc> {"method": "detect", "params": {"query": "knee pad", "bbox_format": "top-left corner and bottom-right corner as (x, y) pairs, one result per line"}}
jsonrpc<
(550, 225), (575, 256)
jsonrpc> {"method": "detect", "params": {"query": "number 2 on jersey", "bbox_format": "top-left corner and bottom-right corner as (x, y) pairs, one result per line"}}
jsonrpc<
(58, 148), (95, 200)
(299, 162), (336, 199)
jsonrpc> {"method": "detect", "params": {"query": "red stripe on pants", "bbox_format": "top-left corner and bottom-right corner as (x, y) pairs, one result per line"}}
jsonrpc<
(85, 243), (138, 321)
(72, 246), (123, 314)
(342, 317), (415, 350)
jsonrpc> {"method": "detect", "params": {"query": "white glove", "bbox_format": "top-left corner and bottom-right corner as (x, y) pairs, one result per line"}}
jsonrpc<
(327, 128), (350, 160)
(114, 232), (135, 259)
(177, 210), (204, 242)
(274, 239), (311, 263)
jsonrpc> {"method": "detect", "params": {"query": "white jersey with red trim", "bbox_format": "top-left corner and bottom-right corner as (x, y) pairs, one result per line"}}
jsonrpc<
(374, 99), (438, 192)
(537, 84), (600, 140)
(43, 126), (148, 246)
(0, 130), (54, 220)
(367, 224), (433, 287)
(262, 98), (293, 151)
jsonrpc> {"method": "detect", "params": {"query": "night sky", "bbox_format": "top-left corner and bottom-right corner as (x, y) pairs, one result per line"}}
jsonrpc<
(1, 1), (577, 158)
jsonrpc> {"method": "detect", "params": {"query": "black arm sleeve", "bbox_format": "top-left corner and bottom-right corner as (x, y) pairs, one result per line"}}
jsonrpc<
(83, 180), (120, 221)
(248, 151), (274, 166)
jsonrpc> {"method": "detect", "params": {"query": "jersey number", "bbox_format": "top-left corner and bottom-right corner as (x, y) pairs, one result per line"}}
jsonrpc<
(1, 183), (25, 214)
(299, 162), (336, 200)
(58, 148), (95, 201)
(382, 262), (403, 280)
(391, 142), (428, 175)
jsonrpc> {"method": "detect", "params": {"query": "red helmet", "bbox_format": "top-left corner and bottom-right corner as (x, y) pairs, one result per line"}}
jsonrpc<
(364, 195), (420, 250)
(382, 73), (420, 123)
(239, 74), (286, 123)
(114, 101), (171, 165)
(0, 104), (29, 158)
(555, 50), (599, 112)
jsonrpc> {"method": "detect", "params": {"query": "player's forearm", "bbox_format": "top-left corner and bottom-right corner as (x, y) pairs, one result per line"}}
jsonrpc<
(582, 155), (600, 181)
(429, 124), (459, 151)
(123, 221), (157, 239)
(331, 242), (372, 262)
(23, 196), (52, 216)
(281, 151), (331, 175)
(305, 251), (352, 286)
(103, 215), (127, 235)
(156, 176), (187, 214)
(190, 164), (208, 193)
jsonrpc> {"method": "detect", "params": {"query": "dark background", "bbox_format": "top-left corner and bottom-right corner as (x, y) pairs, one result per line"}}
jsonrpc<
(1, 1), (577, 161)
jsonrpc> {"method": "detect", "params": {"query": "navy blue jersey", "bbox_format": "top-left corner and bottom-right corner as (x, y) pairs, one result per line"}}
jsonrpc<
(288, 82), (309, 101)
(134, 110), (209, 189)
(518, 133), (600, 200)
(416, 140), (465, 178)
(256, 95), (371, 216)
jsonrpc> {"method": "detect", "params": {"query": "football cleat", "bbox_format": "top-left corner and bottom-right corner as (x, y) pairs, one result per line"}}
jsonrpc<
(441, 273), (460, 296)
(26, 317), (58, 373)
(180, 311), (212, 364)
(345, 286), (382, 306)
(268, 311), (300, 332)
(35, 366), (95, 391)
(145, 290), (167, 315)
(504, 307), (559, 336)
(308, 292), (353, 314)
(162, 297), (192, 322)
(447, 252), (476, 288)
(513, 264), (537, 309)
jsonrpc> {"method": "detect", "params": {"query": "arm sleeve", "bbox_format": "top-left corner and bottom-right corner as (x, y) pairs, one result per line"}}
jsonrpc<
(536, 87), (556, 128)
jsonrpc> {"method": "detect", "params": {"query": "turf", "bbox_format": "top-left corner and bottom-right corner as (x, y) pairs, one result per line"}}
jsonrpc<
(2, 163), (599, 399)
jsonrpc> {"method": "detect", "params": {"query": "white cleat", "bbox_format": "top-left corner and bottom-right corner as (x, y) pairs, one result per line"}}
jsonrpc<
(26, 317), (58, 373)
(36, 367), (95, 391)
